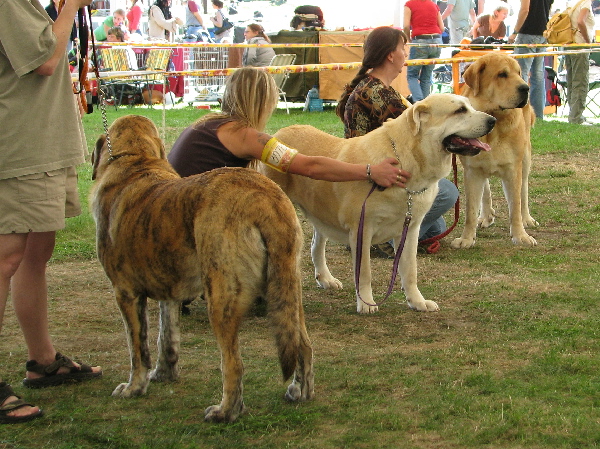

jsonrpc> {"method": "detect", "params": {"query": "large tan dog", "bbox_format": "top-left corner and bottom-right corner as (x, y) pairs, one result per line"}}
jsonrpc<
(259, 94), (496, 314)
(89, 115), (314, 423)
(452, 52), (539, 249)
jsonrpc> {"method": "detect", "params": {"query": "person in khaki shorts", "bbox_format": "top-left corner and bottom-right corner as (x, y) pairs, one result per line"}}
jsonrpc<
(0, 0), (102, 424)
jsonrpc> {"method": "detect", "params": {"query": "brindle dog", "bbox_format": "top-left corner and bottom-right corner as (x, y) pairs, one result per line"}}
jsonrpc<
(90, 115), (314, 423)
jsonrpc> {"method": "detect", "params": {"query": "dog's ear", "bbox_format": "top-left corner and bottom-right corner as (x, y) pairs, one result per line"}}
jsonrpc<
(463, 61), (485, 96)
(92, 135), (106, 180)
(409, 102), (431, 136)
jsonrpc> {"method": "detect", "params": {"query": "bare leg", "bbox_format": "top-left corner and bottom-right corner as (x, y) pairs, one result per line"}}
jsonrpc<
(0, 233), (40, 419)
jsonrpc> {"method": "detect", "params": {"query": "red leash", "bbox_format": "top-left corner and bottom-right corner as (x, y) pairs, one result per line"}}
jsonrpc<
(418, 154), (460, 254)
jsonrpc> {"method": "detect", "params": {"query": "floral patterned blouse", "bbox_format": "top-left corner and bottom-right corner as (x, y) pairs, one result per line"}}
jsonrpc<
(343, 75), (411, 138)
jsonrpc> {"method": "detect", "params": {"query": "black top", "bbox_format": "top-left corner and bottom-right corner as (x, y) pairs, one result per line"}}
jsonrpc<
(520, 0), (554, 36)
(167, 118), (250, 177)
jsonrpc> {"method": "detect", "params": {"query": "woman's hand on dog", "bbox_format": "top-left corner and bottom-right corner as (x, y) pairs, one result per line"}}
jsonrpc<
(372, 157), (412, 188)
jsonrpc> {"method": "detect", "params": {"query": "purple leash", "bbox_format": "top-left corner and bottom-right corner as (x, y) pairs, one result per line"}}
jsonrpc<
(354, 184), (412, 308)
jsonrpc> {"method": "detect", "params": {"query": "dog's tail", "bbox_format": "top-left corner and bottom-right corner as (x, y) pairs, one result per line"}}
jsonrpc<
(260, 195), (310, 382)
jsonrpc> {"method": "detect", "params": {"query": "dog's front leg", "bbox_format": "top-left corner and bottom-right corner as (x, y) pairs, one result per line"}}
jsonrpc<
(349, 227), (378, 313)
(311, 228), (342, 290)
(113, 293), (152, 398)
(398, 227), (439, 312)
(150, 300), (181, 382)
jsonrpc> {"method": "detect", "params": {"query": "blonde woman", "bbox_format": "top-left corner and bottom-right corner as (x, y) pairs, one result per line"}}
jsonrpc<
(167, 68), (409, 188)
(471, 3), (509, 39)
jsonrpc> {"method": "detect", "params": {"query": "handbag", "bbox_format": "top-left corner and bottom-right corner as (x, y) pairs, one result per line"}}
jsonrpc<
(214, 15), (234, 35)
(543, 0), (587, 45)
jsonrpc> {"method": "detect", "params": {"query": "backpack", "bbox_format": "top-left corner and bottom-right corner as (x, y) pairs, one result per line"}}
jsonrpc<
(543, 0), (587, 45)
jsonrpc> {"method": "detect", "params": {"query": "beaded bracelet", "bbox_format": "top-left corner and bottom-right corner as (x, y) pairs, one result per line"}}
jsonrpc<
(366, 164), (373, 183)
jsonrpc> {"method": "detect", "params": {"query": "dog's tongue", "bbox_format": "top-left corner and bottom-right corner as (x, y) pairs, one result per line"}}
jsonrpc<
(452, 136), (491, 152)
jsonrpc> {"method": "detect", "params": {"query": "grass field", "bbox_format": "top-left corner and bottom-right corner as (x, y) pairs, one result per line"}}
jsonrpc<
(1, 103), (599, 449)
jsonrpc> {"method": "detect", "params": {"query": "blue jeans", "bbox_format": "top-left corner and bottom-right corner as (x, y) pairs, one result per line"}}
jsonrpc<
(419, 178), (459, 240)
(514, 34), (547, 119)
(407, 38), (443, 102)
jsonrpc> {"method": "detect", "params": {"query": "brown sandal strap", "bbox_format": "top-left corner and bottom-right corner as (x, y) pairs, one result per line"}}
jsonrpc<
(0, 382), (18, 406)
(0, 398), (35, 414)
(25, 352), (92, 376)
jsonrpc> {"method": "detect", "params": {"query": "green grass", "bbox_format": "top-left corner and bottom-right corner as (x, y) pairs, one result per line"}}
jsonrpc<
(1, 103), (600, 449)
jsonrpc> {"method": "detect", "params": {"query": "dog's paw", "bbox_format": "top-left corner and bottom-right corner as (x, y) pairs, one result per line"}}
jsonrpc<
(523, 216), (539, 228)
(512, 233), (537, 246)
(477, 213), (495, 228)
(407, 299), (439, 312)
(285, 378), (314, 402)
(357, 299), (378, 314)
(149, 366), (179, 383)
(315, 274), (343, 290)
(204, 403), (244, 423)
(451, 237), (476, 249)
(112, 382), (146, 398)
(285, 382), (302, 402)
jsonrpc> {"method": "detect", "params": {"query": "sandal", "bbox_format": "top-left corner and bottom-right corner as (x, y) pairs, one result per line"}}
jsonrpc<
(22, 352), (102, 389)
(0, 382), (43, 424)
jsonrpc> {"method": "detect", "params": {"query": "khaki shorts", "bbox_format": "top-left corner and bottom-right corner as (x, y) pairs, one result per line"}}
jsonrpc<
(0, 166), (81, 234)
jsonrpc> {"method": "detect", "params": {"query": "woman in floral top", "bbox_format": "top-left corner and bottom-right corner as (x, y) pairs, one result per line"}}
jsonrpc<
(337, 26), (459, 254)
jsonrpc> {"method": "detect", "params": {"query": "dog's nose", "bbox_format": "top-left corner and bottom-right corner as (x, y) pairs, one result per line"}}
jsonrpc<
(519, 84), (530, 94)
(487, 116), (496, 130)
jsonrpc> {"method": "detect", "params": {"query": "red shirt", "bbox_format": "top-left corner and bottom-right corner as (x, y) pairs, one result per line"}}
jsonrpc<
(127, 4), (142, 32)
(406, 0), (442, 37)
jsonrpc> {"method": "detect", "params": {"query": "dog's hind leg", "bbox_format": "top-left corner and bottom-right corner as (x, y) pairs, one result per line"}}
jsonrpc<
(204, 283), (248, 423)
(520, 149), (539, 229)
(285, 306), (314, 403)
(150, 300), (181, 382)
(311, 228), (342, 290)
(478, 179), (496, 228)
(500, 165), (537, 246)
(113, 293), (152, 398)
(452, 168), (487, 249)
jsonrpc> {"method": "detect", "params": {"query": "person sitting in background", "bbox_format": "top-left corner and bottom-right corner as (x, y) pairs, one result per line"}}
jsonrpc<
(337, 26), (459, 256)
(126, 0), (143, 35)
(106, 27), (138, 69)
(242, 24), (275, 67)
(148, 0), (183, 41)
(94, 8), (129, 42)
(471, 3), (509, 39)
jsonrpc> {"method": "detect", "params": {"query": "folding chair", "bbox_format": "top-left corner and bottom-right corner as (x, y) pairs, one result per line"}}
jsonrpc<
(268, 54), (296, 114)
(99, 47), (143, 108)
(141, 48), (173, 105)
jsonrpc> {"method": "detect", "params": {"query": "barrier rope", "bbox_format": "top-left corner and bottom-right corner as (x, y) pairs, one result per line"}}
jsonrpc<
(102, 41), (600, 49)
(89, 47), (597, 81)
